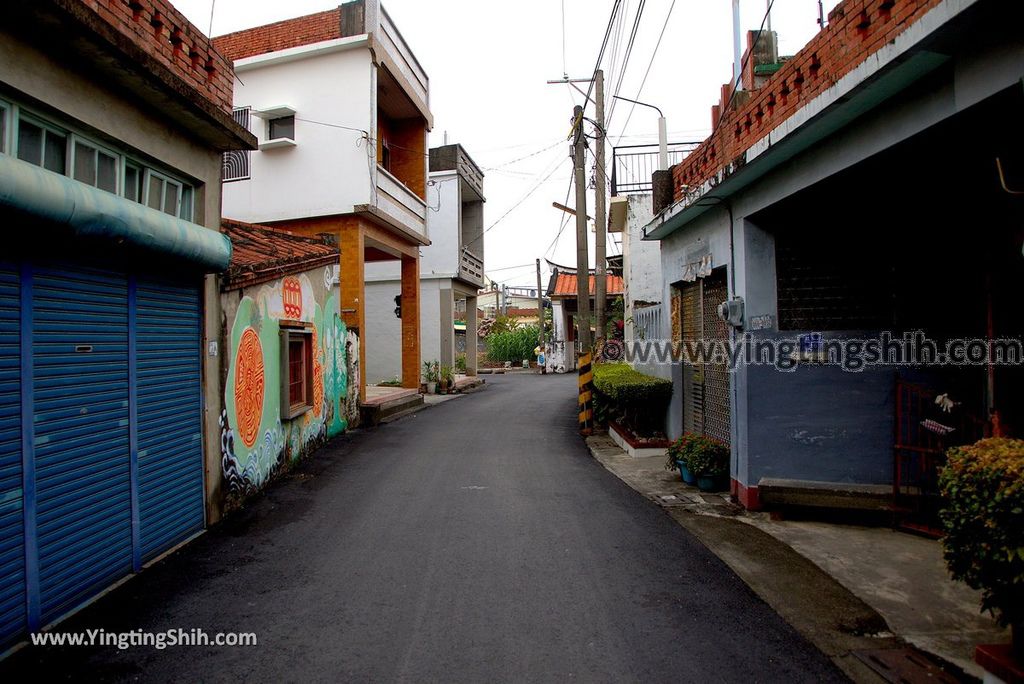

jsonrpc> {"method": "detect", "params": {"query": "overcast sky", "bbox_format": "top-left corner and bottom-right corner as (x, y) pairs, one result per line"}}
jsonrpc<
(173, 0), (839, 288)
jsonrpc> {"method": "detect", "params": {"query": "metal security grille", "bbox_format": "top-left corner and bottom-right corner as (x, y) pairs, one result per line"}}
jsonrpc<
(135, 278), (204, 562)
(680, 282), (702, 434)
(222, 107), (251, 182)
(678, 271), (731, 446)
(32, 265), (133, 626)
(701, 271), (731, 446)
(0, 260), (205, 650)
(0, 263), (24, 647)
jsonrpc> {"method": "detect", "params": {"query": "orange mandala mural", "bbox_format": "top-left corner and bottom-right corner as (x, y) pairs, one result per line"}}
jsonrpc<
(234, 327), (265, 448)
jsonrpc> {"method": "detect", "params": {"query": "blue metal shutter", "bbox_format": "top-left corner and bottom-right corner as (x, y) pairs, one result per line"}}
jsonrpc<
(136, 278), (204, 562)
(32, 265), (132, 625)
(0, 263), (24, 647)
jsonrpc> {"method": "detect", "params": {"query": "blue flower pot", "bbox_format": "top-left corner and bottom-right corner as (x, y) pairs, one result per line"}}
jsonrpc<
(697, 475), (725, 492)
(676, 460), (697, 485)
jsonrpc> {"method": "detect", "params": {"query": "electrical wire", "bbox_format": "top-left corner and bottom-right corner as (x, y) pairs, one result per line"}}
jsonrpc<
(605, 0), (646, 127)
(464, 156), (571, 252)
(482, 139), (565, 171)
(613, 0), (677, 145)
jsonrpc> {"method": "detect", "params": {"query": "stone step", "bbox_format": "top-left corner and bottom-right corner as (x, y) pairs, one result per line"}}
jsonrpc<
(360, 393), (424, 427)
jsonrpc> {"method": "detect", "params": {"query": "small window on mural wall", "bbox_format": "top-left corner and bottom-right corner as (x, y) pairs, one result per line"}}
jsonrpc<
(280, 326), (313, 419)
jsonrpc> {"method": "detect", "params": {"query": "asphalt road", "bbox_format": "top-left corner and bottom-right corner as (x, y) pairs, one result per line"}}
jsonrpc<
(3, 373), (844, 683)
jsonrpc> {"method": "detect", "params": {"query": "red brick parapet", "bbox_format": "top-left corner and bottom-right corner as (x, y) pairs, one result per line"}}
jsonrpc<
(73, 0), (236, 115)
(671, 0), (945, 206)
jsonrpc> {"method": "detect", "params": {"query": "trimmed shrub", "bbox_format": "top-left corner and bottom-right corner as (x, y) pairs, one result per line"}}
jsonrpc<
(939, 437), (1024, 631)
(592, 363), (671, 437)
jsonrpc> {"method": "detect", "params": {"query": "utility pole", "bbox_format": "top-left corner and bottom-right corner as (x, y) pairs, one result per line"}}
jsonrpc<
(536, 258), (546, 375)
(572, 104), (593, 433)
(593, 69), (607, 345)
(572, 105), (591, 353)
(502, 284), (508, 316)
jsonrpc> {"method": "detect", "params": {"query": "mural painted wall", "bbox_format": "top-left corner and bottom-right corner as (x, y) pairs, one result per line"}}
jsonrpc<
(220, 267), (360, 500)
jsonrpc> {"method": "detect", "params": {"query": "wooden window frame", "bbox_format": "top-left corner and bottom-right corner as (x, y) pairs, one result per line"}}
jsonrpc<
(279, 325), (314, 419)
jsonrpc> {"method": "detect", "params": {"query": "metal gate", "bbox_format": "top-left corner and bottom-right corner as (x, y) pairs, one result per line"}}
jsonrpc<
(33, 265), (134, 626)
(0, 263), (24, 647)
(1, 261), (204, 647)
(678, 269), (731, 446)
(136, 278), (204, 562)
(702, 271), (731, 446)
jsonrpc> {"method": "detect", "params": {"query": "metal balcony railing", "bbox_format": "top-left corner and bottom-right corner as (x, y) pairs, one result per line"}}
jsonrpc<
(459, 247), (484, 287)
(610, 142), (701, 196)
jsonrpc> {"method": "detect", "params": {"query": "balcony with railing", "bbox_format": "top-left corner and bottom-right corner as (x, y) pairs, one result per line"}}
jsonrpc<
(611, 142), (700, 196)
(459, 247), (484, 288)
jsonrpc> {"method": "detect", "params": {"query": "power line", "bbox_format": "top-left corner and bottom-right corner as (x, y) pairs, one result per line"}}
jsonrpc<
(465, 156), (571, 251)
(482, 139), (565, 170)
(606, 0), (646, 127)
(614, 0), (677, 145)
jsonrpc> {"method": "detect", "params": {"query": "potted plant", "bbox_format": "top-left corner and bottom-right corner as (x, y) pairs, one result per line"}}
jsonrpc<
(665, 433), (698, 485)
(939, 437), (1024, 670)
(422, 360), (439, 394)
(439, 365), (455, 394)
(682, 435), (729, 492)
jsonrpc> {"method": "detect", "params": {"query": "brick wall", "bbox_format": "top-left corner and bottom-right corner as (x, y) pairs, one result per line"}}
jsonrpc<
(213, 8), (344, 63)
(672, 0), (944, 204)
(77, 0), (235, 114)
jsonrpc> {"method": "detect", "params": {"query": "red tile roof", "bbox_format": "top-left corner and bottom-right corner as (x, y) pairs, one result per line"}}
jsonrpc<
(221, 219), (338, 290)
(212, 8), (344, 63)
(548, 272), (624, 299)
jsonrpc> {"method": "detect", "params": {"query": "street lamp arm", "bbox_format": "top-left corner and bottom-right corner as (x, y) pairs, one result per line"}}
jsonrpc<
(611, 95), (663, 118)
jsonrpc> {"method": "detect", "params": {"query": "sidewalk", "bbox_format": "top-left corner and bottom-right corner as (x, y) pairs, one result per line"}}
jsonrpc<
(586, 435), (1008, 682)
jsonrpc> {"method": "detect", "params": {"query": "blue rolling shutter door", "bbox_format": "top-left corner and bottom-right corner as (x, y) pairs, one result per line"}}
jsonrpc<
(136, 279), (204, 562)
(0, 264), (24, 647)
(32, 266), (133, 625)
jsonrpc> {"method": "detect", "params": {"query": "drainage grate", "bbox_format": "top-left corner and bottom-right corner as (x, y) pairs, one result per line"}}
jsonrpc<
(852, 648), (964, 684)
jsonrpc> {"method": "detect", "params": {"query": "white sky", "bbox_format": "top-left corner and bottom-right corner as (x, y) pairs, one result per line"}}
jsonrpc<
(173, 0), (839, 287)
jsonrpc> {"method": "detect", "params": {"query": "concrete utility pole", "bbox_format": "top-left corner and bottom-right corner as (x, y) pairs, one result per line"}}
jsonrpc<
(593, 69), (607, 345)
(572, 104), (592, 434)
(572, 105), (591, 353)
(536, 258), (546, 375)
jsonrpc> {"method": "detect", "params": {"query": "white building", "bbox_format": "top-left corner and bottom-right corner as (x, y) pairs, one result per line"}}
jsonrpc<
(364, 143), (485, 382)
(214, 0), (432, 400)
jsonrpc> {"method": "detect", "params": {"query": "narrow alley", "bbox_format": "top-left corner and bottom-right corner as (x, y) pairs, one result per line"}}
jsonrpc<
(1, 375), (842, 682)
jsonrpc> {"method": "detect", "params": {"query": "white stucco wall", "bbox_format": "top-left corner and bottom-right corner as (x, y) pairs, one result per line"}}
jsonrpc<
(364, 276), (445, 384)
(222, 41), (375, 224)
(422, 170), (460, 276)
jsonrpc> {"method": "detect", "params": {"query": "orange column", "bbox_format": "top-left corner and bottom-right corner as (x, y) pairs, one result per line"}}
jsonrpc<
(400, 254), (421, 389)
(340, 222), (366, 403)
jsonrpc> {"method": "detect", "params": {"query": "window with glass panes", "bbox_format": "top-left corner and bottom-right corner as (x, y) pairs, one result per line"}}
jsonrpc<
(9, 103), (196, 221)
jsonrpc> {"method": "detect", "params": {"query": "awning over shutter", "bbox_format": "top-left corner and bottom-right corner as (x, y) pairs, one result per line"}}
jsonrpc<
(0, 154), (231, 271)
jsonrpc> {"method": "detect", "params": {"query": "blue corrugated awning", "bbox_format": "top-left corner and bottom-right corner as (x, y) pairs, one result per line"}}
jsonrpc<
(0, 153), (231, 270)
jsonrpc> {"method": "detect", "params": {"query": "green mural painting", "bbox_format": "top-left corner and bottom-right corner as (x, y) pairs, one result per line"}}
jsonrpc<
(220, 269), (357, 496)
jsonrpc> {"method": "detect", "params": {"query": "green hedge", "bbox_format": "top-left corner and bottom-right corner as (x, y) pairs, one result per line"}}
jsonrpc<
(939, 437), (1024, 628)
(592, 363), (671, 437)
